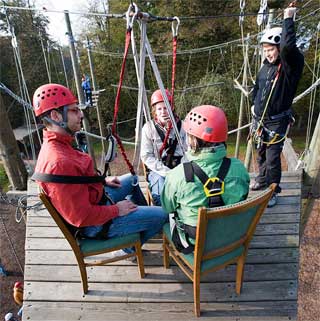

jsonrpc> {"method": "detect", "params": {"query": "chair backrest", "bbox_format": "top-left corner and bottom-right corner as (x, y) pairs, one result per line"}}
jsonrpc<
(194, 184), (275, 263)
(39, 191), (83, 256)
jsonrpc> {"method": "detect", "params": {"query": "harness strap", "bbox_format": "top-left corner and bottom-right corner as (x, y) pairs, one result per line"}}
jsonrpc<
(154, 120), (182, 162)
(173, 157), (231, 253)
(31, 172), (105, 184)
(183, 157), (231, 208)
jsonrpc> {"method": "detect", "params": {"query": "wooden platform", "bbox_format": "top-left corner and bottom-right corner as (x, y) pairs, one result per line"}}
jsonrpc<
(23, 172), (301, 320)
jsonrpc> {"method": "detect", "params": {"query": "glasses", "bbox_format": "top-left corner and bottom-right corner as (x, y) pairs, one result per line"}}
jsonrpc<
(68, 107), (82, 114)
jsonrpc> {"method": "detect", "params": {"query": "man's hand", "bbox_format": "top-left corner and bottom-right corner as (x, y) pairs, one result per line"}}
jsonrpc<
(105, 176), (121, 188)
(116, 200), (138, 216)
(284, 6), (297, 19)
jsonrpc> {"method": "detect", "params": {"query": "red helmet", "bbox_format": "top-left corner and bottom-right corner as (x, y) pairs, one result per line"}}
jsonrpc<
(150, 89), (172, 107)
(33, 84), (78, 117)
(183, 105), (228, 143)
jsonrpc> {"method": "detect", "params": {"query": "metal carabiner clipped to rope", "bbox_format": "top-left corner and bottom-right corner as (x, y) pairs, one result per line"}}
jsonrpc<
(171, 16), (180, 38)
(126, 2), (139, 31)
(239, 0), (246, 25)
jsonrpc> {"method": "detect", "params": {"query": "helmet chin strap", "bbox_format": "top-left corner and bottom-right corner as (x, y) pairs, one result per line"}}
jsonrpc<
(44, 106), (74, 135)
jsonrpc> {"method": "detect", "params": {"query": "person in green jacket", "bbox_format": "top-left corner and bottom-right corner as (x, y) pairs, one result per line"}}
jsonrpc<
(161, 105), (250, 253)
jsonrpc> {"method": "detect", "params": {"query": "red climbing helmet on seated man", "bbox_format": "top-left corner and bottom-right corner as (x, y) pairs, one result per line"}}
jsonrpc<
(150, 89), (172, 107)
(33, 83), (78, 117)
(183, 105), (228, 143)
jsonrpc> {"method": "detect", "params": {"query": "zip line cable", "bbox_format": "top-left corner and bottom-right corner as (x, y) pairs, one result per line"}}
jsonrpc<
(1, 4), (318, 21)
(2, 2), (319, 163)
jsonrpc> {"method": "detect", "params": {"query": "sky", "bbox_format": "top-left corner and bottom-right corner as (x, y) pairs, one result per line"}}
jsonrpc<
(34, 0), (95, 45)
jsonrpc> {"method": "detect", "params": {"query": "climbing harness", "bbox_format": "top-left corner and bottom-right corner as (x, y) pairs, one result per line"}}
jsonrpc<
(184, 157), (231, 208)
(170, 157), (231, 254)
(251, 63), (285, 146)
(153, 120), (183, 169)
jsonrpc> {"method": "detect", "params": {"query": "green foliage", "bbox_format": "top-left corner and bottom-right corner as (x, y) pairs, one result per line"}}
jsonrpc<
(0, 0), (319, 138)
(0, 165), (9, 192)
(0, 0), (52, 128)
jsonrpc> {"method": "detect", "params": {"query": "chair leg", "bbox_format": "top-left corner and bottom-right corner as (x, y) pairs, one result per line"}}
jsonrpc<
(78, 260), (88, 294)
(193, 273), (201, 317)
(135, 241), (145, 278)
(163, 235), (170, 269)
(236, 254), (245, 295)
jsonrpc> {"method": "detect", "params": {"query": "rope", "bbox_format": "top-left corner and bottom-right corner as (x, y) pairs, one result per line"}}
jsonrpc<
(111, 29), (135, 176)
(304, 24), (320, 159)
(158, 25), (179, 158)
(0, 206), (24, 274)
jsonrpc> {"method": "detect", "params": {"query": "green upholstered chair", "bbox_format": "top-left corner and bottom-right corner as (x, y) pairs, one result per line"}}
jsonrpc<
(162, 184), (275, 317)
(39, 191), (145, 294)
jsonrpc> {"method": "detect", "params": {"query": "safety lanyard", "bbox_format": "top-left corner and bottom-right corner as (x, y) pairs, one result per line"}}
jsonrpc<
(111, 7), (137, 176)
(183, 157), (231, 208)
(254, 63), (282, 141)
(159, 18), (179, 158)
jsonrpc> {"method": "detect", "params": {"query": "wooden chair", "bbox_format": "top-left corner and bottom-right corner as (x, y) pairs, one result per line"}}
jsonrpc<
(162, 184), (275, 317)
(39, 191), (145, 294)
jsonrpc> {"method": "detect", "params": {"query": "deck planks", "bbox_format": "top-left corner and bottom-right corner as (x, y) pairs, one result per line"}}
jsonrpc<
(23, 171), (301, 320)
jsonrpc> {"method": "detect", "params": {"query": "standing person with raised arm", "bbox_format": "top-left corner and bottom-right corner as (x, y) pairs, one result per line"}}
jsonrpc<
(250, 4), (304, 207)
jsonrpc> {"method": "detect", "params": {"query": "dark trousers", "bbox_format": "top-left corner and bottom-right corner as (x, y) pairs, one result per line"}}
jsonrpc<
(256, 140), (283, 194)
(254, 116), (291, 194)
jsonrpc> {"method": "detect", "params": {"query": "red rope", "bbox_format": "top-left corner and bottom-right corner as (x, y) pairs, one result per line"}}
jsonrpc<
(111, 30), (135, 175)
(159, 35), (178, 158)
(171, 35), (177, 110)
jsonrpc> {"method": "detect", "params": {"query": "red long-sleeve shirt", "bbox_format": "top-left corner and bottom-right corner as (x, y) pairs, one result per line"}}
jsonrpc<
(35, 130), (119, 227)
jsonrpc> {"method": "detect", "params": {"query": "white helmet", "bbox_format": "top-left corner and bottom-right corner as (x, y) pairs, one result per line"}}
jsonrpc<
(260, 27), (282, 45)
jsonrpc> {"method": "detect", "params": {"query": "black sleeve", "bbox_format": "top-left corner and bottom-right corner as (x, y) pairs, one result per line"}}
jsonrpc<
(280, 18), (304, 72)
(251, 73), (259, 105)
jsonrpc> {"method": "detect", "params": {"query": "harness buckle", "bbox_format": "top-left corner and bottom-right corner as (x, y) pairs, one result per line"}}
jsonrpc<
(203, 177), (224, 197)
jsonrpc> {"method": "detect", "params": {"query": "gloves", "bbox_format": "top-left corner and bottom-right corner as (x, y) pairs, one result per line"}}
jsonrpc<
(284, 7), (297, 19)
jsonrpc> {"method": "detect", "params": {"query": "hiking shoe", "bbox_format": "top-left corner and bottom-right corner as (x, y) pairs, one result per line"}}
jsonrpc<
(250, 181), (267, 191)
(267, 193), (278, 208)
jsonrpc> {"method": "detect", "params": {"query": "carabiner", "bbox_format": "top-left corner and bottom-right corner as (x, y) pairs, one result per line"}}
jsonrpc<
(171, 16), (180, 38)
(126, 2), (139, 31)
(203, 177), (224, 197)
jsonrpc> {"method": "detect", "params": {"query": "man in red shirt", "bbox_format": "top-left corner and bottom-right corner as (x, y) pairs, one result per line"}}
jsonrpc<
(33, 83), (167, 251)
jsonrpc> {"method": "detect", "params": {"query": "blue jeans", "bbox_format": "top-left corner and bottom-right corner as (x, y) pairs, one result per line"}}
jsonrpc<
(82, 174), (168, 247)
(148, 171), (166, 206)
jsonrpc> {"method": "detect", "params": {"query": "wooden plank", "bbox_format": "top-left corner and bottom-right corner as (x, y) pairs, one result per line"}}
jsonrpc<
(24, 176), (301, 321)
(25, 223), (299, 238)
(22, 301), (297, 321)
(250, 171), (301, 178)
(249, 189), (301, 197)
(25, 234), (299, 251)
(24, 263), (298, 283)
(25, 247), (299, 266)
(27, 192), (301, 220)
(23, 280), (297, 303)
(26, 196), (301, 221)
(26, 206), (301, 225)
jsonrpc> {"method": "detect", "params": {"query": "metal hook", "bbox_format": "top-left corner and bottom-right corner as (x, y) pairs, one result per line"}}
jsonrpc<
(171, 16), (180, 38)
(126, 2), (139, 30)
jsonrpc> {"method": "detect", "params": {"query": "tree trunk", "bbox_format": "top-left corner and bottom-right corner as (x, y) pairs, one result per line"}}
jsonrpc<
(0, 93), (28, 190)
